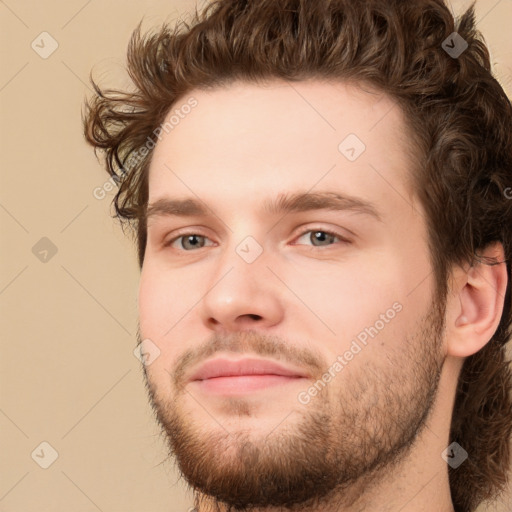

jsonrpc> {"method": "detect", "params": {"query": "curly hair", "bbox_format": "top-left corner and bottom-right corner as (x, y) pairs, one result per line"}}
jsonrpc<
(82, 0), (512, 510)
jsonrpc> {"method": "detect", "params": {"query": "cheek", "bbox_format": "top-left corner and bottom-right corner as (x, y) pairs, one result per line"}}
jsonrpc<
(302, 255), (430, 355)
(138, 262), (189, 332)
(138, 268), (181, 374)
(138, 273), (166, 332)
(138, 270), (179, 394)
(287, 255), (403, 322)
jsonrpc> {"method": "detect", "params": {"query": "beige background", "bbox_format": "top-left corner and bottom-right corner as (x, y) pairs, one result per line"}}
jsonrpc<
(1, 0), (511, 511)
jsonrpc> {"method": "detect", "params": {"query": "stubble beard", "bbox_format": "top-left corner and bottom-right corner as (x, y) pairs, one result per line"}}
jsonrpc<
(141, 301), (446, 512)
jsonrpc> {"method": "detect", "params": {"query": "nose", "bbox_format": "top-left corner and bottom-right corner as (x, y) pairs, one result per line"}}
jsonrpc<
(199, 253), (285, 333)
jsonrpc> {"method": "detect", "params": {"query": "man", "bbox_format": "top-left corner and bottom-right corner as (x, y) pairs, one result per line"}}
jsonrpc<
(83, 0), (512, 511)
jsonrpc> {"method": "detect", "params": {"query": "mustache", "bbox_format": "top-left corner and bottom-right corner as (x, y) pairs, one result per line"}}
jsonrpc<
(137, 326), (326, 390)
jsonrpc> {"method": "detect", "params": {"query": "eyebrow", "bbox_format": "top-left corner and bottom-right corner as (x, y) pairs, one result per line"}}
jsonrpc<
(145, 191), (382, 224)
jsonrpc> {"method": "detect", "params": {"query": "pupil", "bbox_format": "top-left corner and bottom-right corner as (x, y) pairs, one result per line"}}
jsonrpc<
(185, 235), (203, 249)
(313, 231), (331, 246)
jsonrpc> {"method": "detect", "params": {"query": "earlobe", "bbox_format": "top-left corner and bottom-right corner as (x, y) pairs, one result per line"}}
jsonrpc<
(447, 242), (508, 358)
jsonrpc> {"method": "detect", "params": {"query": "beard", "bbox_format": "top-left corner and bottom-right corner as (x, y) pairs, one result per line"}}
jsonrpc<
(139, 299), (446, 512)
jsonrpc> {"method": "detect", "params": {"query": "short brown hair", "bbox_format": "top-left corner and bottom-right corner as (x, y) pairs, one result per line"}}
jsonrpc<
(83, 1), (512, 510)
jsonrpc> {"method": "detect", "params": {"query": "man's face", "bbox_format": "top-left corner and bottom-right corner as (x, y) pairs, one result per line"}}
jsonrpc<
(138, 80), (446, 509)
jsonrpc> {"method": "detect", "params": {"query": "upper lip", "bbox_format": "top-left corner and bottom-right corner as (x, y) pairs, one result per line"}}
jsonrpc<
(188, 357), (310, 382)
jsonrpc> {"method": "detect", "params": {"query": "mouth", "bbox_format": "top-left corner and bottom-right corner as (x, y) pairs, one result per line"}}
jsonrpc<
(187, 357), (310, 395)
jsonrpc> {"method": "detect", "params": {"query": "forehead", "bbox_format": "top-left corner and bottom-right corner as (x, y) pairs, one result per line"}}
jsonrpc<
(147, 79), (417, 210)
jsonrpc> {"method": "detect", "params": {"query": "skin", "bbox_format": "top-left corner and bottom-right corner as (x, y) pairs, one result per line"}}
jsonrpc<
(137, 79), (507, 512)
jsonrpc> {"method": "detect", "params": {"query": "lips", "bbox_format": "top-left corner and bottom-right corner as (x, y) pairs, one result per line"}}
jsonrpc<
(188, 357), (310, 382)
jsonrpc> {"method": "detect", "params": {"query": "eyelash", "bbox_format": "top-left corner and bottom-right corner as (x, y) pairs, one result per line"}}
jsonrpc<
(163, 228), (351, 251)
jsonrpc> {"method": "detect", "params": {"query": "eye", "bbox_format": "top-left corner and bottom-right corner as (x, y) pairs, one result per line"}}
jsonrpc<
(165, 233), (215, 251)
(163, 228), (350, 252)
(293, 229), (349, 247)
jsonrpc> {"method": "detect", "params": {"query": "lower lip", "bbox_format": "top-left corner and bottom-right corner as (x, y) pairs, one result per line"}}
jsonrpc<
(192, 375), (305, 394)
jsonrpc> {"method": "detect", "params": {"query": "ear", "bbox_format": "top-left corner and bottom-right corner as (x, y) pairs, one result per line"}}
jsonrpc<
(445, 241), (508, 358)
